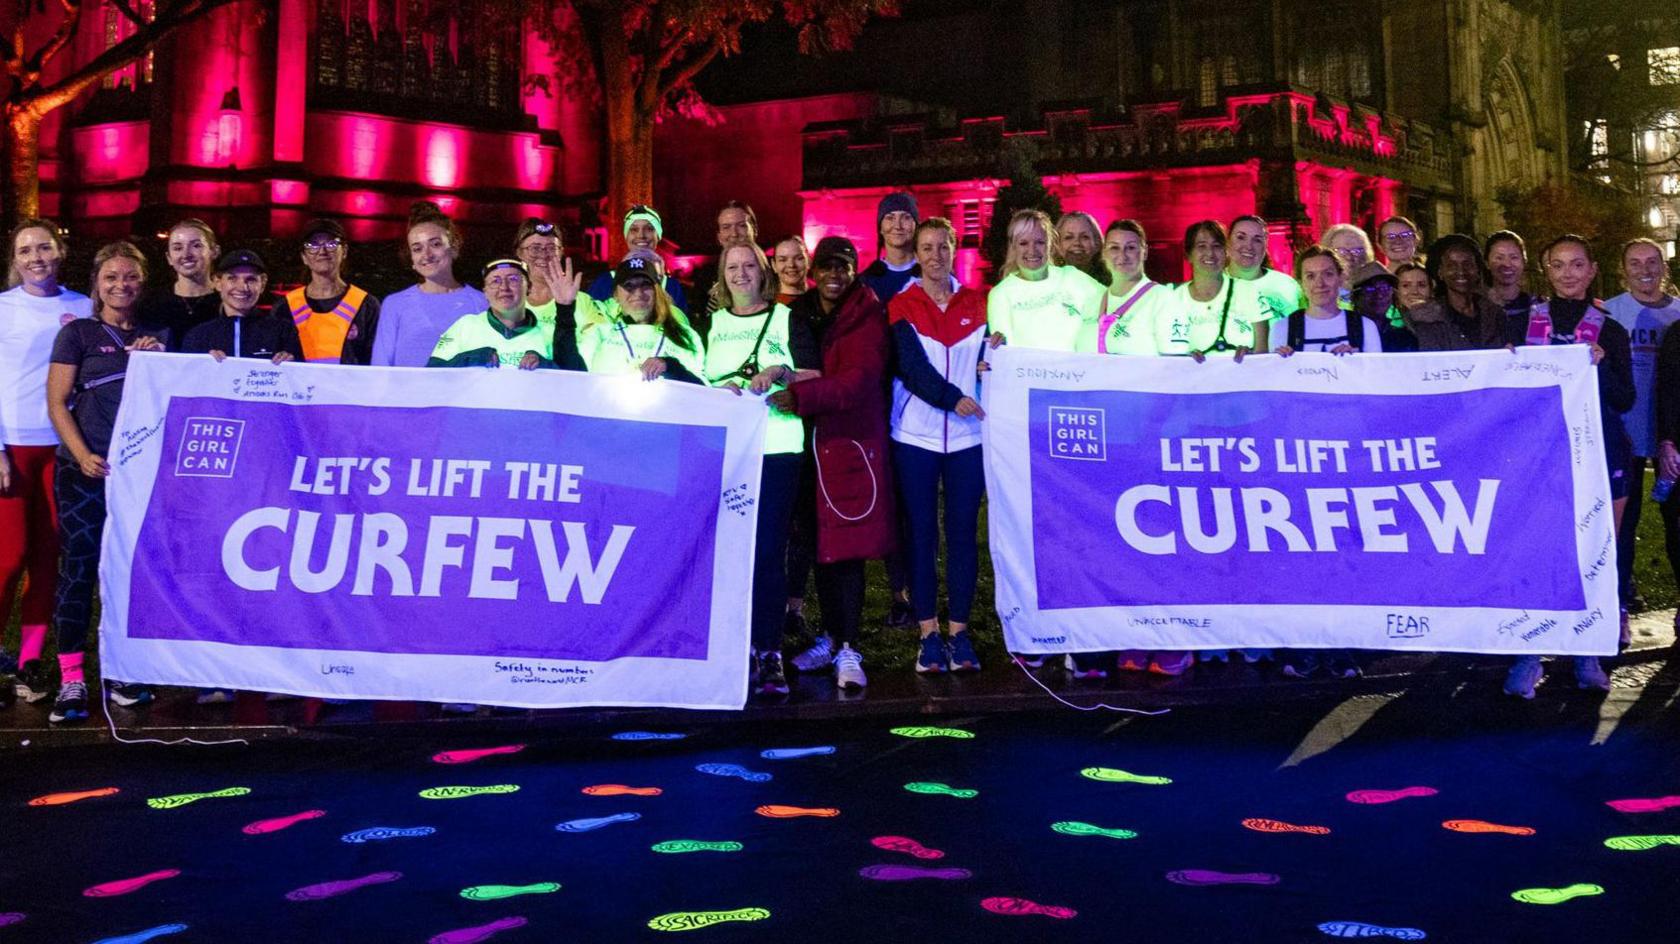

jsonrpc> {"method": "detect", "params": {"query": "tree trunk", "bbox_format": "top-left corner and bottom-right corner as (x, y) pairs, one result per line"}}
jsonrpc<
(2, 106), (43, 230)
(596, 21), (657, 261)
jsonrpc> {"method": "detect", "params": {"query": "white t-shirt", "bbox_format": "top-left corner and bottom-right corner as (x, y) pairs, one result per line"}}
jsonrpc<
(0, 285), (92, 445)
(1605, 291), (1680, 456)
(1265, 311), (1384, 353)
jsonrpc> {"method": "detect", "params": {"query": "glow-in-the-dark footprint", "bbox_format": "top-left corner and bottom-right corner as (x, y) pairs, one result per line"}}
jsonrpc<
(460, 883), (560, 901)
(428, 916), (528, 944)
(889, 726), (975, 739)
(760, 746), (836, 760)
(858, 864), (973, 881)
(1051, 821), (1137, 840)
(980, 897), (1077, 919)
(652, 840), (744, 854)
(555, 812), (641, 833)
(0, 913), (22, 928)
(285, 871), (403, 901)
(341, 826), (436, 844)
(84, 870), (181, 898)
(904, 782), (977, 798)
(1081, 767), (1171, 785)
(612, 731), (687, 741)
(1511, 884), (1603, 905)
(647, 908), (770, 932)
(432, 745), (526, 765)
(28, 787), (119, 807)
(1607, 795), (1680, 813)
(145, 786), (250, 810)
(1442, 820), (1534, 836)
(582, 784), (662, 796)
(91, 924), (188, 944)
(1317, 921), (1427, 939)
(755, 805), (839, 818)
(1603, 835), (1680, 851)
(871, 836), (944, 859)
(1243, 818), (1331, 835)
(695, 763), (771, 783)
(419, 784), (520, 800)
(1346, 787), (1437, 805)
(1166, 870), (1280, 887)
(243, 810), (326, 835)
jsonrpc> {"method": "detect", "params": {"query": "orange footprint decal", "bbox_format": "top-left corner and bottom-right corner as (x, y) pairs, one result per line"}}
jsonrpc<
(581, 784), (662, 797)
(28, 787), (119, 807)
(1241, 818), (1330, 835)
(755, 805), (840, 818)
(1443, 819), (1535, 836)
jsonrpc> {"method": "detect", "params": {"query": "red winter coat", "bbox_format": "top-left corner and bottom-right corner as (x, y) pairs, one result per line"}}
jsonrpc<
(785, 282), (897, 563)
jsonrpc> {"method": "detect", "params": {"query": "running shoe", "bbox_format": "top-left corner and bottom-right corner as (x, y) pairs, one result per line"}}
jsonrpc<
(947, 632), (982, 673)
(756, 651), (789, 696)
(1504, 656), (1543, 699)
(792, 635), (835, 673)
(1241, 648), (1274, 663)
(834, 645), (867, 690)
(48, 682), (89, 724)
(1326, 652), (1362, 679)
(1574, 656), (1610, 691)
(195, 688), (234, 705)
(1148, 651), (1194, 676)
(1281, 652), (1322, 679)
(1069, 652), (1112, 680)
(916, 634), (950, 674)
(16, 661), (53, 704)
(1117, 650), (1150, 672)
(107, 682), (153, 708)
(1011, 653), (1047, 669)
(886, 597), (914, 628)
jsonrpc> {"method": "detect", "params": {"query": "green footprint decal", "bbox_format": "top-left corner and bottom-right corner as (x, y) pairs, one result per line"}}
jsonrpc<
(890, 726), (975, 739)
(904, 782), (978, 798)
(146, 787), (251, 810)
(419, 784), (521, 800)
(1081, 767), (1171, 785)
(1511, 883), (1604, 905)
(1051, 821), (1137, 840)
(648, 908), (771, 932)
(460, 882), (560, 900)
(652, 840), (744, 854)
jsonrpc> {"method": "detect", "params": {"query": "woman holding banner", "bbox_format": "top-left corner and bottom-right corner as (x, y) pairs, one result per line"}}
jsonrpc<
(137, 219), (223, 349)
(370, 202), (488, 367)
(1160, 221), (1268, 362)
(1503, 235), (1632, 699)
(569, 257), (704, 382)
(43, 242), (167, 723)
(1082, 220), (1169, 356)
(428, 259), (556, 369)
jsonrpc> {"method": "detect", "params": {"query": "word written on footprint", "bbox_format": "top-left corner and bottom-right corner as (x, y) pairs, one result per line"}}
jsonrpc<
(1511, 884), (1603, 905)
(556, 813), (641, 833)
(146, 787), (251, 810)
(1442, 820), (1534, 836)
(1603, 835), (1680, 851)
(904, 782), (978, 798)
(1606, 795), (1680, 814)
(755, 805), (839, 818)
(341, 826), (436, 844)
(612, 731), (687, 741)
(871, 836), (944, 859)
(981, 897), (1077, 920)
(1081, 767), (1171, 786)
(1317, 920), (1427, 940)
(889, 726), (975, 740)
(648, 908), (770, 933)
(1346, 787), (1437, 805)
(653, 840), (744, 854)
(1166, 870), (1281, 887)
(1243, 819), (1331, 836)
(91, 923), (189, 944)
(286, 872), (403, 902)
(695, 763), (772, 783)
(432, 745), (526, 765)
(428, 916), (528, 944)
(420, 785), (521, 800)
(583, 784), (662, 797)
(461, 883), (561, 901)
(84, 870), (181, 898)
(761, 746), (836, 760)
(1052, 821), (1137, 840)
(244, 810), (326, 835)
(29, 787), (119, 807)
(858, 865), (973, 882)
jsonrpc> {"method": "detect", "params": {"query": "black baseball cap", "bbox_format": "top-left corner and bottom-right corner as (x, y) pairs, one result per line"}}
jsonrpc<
(812, 236), (858, 268)
(300, 218), (347, 245)
(612, 255), (657, 288)
(213, 248), (267, 274)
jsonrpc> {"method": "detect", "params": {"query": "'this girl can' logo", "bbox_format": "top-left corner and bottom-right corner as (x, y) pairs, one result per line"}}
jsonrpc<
(174, 417), (246, 478)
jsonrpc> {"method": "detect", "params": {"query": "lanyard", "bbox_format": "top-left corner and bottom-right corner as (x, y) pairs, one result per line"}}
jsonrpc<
(1192, 277), (1237, 356)
(233, 317), (242, 358)
(617, 320), (664, 363)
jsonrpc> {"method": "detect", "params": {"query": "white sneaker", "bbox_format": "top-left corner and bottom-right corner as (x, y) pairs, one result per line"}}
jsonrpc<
(1574, 656), (1610, 691)
(834, 645), (867, 690)
(792, 636), (836, 673)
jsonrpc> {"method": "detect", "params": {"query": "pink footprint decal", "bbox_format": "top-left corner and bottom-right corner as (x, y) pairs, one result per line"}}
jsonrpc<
(1346, 786), (1438, 805)
(1166, 870), (1280, 887)
(83, 869), (181, 898)
(243, 810), (326, 835)
(981, 897), (1077, 919)
(428, 916), (528, 944)
(285, 871), (403, 902)
(858, 864), (972, 881)
(871, 836), (945, 859)
(432, 745), (526, 765)
(1607, 796), (1680, 814)
(0, 913), (24, 927)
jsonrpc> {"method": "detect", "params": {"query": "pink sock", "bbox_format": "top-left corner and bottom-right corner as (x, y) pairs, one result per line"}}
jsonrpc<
(18, 624), (46, 665)
(58, 652), (84, 686)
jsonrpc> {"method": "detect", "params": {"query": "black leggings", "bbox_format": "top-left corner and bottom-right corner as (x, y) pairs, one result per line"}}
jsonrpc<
(52, 456), (105, 656)
(814, 559), (865, 646)
(752, 454), (803, 651)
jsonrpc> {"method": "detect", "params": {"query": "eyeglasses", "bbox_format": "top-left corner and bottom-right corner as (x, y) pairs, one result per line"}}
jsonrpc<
(1382, 230), (1417, 243)
(485, 275), (525, 289)
(304, 239), (343, 254)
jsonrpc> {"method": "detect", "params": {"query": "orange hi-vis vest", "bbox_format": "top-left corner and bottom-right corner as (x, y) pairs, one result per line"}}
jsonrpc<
(287, 284), (368, 362)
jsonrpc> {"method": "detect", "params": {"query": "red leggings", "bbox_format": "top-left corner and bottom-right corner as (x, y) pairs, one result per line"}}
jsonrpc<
(1, 444), (58, 631)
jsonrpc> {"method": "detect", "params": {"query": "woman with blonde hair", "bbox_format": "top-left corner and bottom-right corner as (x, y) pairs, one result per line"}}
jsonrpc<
(137, 218), (222, 348)
(986, 209), (1107, 354)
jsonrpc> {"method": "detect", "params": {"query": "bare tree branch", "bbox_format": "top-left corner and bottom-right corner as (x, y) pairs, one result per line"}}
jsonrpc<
(656, 35), (724, 101)
(108, 0), (147, 27)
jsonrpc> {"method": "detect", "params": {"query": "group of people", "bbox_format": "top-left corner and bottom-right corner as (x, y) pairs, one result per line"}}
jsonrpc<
(2, 192), (1675, 722)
